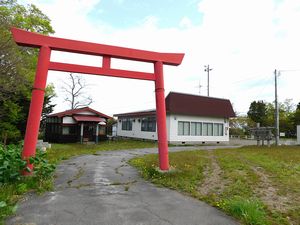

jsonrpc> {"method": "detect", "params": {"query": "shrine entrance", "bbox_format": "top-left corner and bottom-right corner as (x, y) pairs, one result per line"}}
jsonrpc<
(11, 28), (184, 171)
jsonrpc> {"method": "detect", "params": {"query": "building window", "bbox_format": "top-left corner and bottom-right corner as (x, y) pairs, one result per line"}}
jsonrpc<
(219, 124), (224, 136)
(178, 121), (190, 136)
(203, 123), (208, 136)
(141, 117), (156, 132)
(191, 122), (202, 136)
(122, 118), (132, 131)
(213, 123), (224, 136)
(203, 123), (213, 136)
(62, 126), (76, 135)
(62, 127), (69, 135)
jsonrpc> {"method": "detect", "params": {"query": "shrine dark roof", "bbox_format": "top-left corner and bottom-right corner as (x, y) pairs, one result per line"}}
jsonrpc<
(49, 107), (112, 119)
(114, 92), (235, 118)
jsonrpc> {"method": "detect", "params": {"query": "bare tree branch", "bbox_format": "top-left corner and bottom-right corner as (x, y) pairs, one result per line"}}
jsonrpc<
(61, 73), (93, 109)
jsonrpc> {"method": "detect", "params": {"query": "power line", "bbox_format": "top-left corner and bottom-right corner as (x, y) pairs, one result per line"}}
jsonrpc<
(278, 69), (300, 72)
(253, 75), (274, 99)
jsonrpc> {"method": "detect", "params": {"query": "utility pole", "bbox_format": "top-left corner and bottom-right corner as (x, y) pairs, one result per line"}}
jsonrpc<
(274, 69), (280, 146)
(204, 65), (212, 96)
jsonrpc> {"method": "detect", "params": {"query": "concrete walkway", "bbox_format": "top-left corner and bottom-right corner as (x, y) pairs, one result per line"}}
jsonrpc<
(7, 147), (239, 225)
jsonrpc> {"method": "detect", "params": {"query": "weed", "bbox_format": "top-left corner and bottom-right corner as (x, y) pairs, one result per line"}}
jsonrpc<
(223, 197), (267, 225)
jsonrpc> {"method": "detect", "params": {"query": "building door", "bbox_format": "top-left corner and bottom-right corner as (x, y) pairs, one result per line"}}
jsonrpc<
(83, 123), (95, 141)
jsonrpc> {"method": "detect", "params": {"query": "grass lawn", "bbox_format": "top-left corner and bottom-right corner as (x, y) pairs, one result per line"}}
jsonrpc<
(46, 139), (157, 163)
(0, 139), (156, 224)
(129, 146), (300, 225)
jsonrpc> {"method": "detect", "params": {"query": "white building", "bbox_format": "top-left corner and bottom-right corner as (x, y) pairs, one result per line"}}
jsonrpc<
(114, 92), (235, 144)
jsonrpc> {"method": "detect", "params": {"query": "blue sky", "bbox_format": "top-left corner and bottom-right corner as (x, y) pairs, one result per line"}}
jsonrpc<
(88, 0), (203, 28)
(21, 0), (300, 115)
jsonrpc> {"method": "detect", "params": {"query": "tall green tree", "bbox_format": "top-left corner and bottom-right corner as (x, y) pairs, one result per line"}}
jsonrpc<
(248, 99), (297, 137)
(292, 102), (300, 134)
(40, 84), (56, 134)
(278, 99), (295, 137)
(265, 102), (275, 126)
(247, 101), (268, 126)
(0, 0), (54, 144)
(42, 84), (56, 122)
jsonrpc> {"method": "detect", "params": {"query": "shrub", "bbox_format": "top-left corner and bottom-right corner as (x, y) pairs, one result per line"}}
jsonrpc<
(0, 144), (56, 184)
(0, 144), (27, 184)
(29, 150), (56, 179)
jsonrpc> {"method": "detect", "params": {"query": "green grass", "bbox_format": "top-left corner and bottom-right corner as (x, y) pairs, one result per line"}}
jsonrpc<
(130, 151), (209, 194)
(224, 197), (267, 225)
(129, 146), (300, 225)
(47, 139), (157, 163)
(0, 139), (156, 224)
(0, 177), (54, 225)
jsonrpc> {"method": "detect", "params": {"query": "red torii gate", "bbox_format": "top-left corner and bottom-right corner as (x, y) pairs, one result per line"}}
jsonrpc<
(11, 28), (184, 172)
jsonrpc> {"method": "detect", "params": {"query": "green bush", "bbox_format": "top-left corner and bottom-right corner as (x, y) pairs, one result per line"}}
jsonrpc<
(30, 150), (56, 179)
(0, 145), (27, 184)
(0, 144), (55, 184)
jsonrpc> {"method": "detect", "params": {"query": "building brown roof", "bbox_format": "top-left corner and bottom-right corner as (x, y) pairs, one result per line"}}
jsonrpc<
(48, 107), (112, 119)
(114, 109), (156, 118)
(165, 92), (235, 118)
(114, 92), (235, 118)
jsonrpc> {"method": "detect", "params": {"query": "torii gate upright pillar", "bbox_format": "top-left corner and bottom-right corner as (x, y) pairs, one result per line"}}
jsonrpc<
(154, 61), (169, 170)
(22, 46), (51, 173)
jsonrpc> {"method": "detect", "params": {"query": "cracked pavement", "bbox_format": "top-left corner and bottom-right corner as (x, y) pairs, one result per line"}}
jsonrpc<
(6, 146), (239, 225)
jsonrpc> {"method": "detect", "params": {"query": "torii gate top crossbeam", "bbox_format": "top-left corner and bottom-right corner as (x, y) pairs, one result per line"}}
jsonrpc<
(11, 28), (184, 66)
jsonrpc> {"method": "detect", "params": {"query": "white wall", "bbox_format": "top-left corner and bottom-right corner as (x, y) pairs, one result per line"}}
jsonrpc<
(117, 118), (157, 140)
(297, 125), (300, 145)
(63, 116), (76, 124)
(168, 114), (229, 144)
(116, 114), (230, 143)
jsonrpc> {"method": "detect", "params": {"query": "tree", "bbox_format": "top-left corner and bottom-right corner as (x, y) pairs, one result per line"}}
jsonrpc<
(265, 102), (275, 127)
(62, 73), (93, 109)
(248, 99), (297, 137)
(229, 116), (255, 136)
(247, 101), (268, 126)
(42, 84), (56, 121)
(297, 102), (300, 111)
(278, 99), (295, 137)
(0, 0), (54, 144)
(0, 101), (21, 145)
(40, 84), (56, 135)
(292, 102), (300, 134)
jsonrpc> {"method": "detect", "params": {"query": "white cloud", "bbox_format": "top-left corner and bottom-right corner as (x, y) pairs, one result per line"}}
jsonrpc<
(179, 17), (193, 28)
(20, 0), (300, 116)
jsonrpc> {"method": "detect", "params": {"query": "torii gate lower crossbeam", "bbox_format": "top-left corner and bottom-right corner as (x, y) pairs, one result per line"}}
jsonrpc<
(11, 28), (184, 172)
